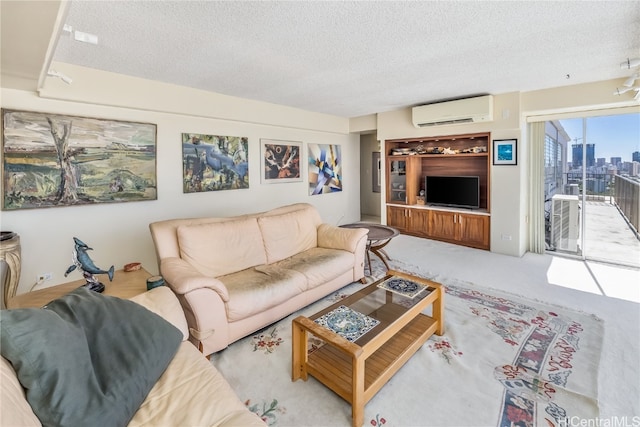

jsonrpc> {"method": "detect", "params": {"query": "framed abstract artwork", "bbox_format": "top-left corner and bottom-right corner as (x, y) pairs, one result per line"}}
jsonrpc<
(493, 139), (517, 165)
(182, 133), (248, 193)
(260, 139), (302, 183)
(308, 143), (342, 195)
(1, 109), (157, 210)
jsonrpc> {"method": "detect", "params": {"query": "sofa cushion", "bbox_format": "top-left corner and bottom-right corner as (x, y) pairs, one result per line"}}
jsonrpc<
(129, 342), (265, 426)
(177, 217), (267, 277)
(273, 247), (355, 288)
(220, 267), (307, 321)
(0, 287), (182, 427)
(0, 357), (41, 427)
(130, 286), (190, 341)
(257, 210), (318, 264)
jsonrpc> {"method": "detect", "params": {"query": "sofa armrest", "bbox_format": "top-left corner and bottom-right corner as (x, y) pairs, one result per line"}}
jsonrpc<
(130, 287), (190, 341)
(160, 257), (230, 302)
(317, 223), (368, 253)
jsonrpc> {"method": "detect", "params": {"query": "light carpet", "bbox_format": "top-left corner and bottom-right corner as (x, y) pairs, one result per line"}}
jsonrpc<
(210, 259), (604, 427)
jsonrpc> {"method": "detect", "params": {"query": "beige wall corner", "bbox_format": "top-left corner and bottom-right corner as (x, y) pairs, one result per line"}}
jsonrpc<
(350, 114), (378, 134)
(522, 79), (639, 116)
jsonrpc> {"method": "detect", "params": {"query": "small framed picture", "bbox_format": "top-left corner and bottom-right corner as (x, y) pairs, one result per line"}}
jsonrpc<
(493, 139), (517, 165)
(261, 139), (302, 183)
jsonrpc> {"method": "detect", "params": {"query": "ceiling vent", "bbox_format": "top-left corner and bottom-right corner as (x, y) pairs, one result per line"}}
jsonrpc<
(412, 95), (494, 127)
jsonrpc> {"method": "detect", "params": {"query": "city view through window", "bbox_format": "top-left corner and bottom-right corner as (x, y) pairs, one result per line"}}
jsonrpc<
(544, 113), (640, 267)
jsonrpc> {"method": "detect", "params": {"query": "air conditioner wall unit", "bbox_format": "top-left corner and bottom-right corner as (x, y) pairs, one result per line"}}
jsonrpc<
(411, 95), (494, 127)
(564, 184), (579, 195)
(551, 194), (580, 252)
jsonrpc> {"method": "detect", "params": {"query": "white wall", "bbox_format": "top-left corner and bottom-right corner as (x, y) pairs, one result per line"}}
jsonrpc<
(375, 92), (523, 256)
(1, 74), (361, 294)
(2, 67), (637, 294)
(369, 81), (638, 257)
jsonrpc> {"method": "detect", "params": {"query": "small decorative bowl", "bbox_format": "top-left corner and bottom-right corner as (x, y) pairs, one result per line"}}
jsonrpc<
(124, 262), (142, 272)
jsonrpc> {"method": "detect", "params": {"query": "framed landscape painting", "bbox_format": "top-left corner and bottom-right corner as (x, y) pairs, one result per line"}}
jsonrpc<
(182, 133), (248, 193)
(308, 143), (342, 195)
(1, 109), (157, 210)
(261, 139), (302, 183)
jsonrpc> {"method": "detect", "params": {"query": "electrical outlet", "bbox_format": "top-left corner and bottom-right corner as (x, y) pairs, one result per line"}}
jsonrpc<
(37, 272), (53, 282)
(501, 234), (512, 241)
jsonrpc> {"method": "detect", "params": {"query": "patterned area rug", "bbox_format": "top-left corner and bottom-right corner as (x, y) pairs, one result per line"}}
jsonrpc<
(210, 259), (603, 427)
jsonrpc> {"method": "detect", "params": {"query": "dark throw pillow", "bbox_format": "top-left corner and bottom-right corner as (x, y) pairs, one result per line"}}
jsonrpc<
(0, 287), (182, 427)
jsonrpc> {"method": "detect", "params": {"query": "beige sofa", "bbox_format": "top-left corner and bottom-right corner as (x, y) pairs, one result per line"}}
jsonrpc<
(0, 286), (265, 426)
(150, 203), (368, 355)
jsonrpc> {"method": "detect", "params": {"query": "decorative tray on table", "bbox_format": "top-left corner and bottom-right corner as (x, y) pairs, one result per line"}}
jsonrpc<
(314, 305), (380, 342)
(377, 276), (427, 298)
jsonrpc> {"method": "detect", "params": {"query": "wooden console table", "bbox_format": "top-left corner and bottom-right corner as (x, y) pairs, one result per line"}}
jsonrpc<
(6, 268), (151, 309)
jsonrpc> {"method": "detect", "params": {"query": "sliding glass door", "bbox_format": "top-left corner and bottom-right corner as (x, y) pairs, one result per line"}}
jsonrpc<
(543, 113), (640, 267)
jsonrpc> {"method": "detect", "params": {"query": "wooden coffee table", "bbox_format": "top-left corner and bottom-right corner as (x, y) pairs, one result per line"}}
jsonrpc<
(291, 270), (444, 427)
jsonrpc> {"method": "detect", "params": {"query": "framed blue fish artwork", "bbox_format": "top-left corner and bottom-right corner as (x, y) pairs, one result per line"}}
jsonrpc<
(182, 133), (249, 193)
(493, 139), (517, 165)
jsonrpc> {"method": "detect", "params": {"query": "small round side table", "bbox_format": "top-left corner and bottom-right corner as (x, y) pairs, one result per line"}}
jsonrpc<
(340, 223), (399, 275)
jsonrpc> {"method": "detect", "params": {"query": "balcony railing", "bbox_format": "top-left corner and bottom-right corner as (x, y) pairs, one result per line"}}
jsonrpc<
(565, 172), (614, 201)
(614, 175), (640, 235)
(558, 172), (639, 236)
(544, 172), (640, 265)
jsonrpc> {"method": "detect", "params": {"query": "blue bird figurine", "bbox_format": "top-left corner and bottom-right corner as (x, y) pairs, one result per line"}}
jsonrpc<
(64, 237), (114, 293)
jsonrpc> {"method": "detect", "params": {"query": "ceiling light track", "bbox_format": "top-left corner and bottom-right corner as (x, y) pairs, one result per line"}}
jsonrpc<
(62, 23), (99, 45)
(620, 58), (640, 69)
(613, 86), (638, 95)
(47, 70), (73, 84)
(623, 73), (639, 88)
(612, 86), (640, 101)
(615, 58), (640, 100)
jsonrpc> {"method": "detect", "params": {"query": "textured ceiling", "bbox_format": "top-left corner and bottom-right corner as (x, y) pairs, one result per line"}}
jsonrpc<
(47, 1), (640, 117)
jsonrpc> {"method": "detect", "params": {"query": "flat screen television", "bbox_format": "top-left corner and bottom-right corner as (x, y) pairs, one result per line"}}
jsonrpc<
(425, 175), (480, 209)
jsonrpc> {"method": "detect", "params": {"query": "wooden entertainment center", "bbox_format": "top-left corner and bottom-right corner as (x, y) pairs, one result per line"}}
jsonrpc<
(385, 132), (491, 250)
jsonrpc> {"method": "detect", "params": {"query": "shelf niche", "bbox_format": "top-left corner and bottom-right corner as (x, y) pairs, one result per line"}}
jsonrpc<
(385, 132), (491, 250)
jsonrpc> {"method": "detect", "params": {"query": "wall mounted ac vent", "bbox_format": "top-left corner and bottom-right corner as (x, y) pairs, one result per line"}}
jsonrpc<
(412, 95), (494, 128)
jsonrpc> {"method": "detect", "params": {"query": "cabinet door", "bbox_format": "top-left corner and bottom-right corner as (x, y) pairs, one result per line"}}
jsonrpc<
(428, 210), (457, 240)
(387, 159), (407, 204)
(458, 214), (490, 249)
(387, 206), (408, 232)
(408, 209), (429, 237)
